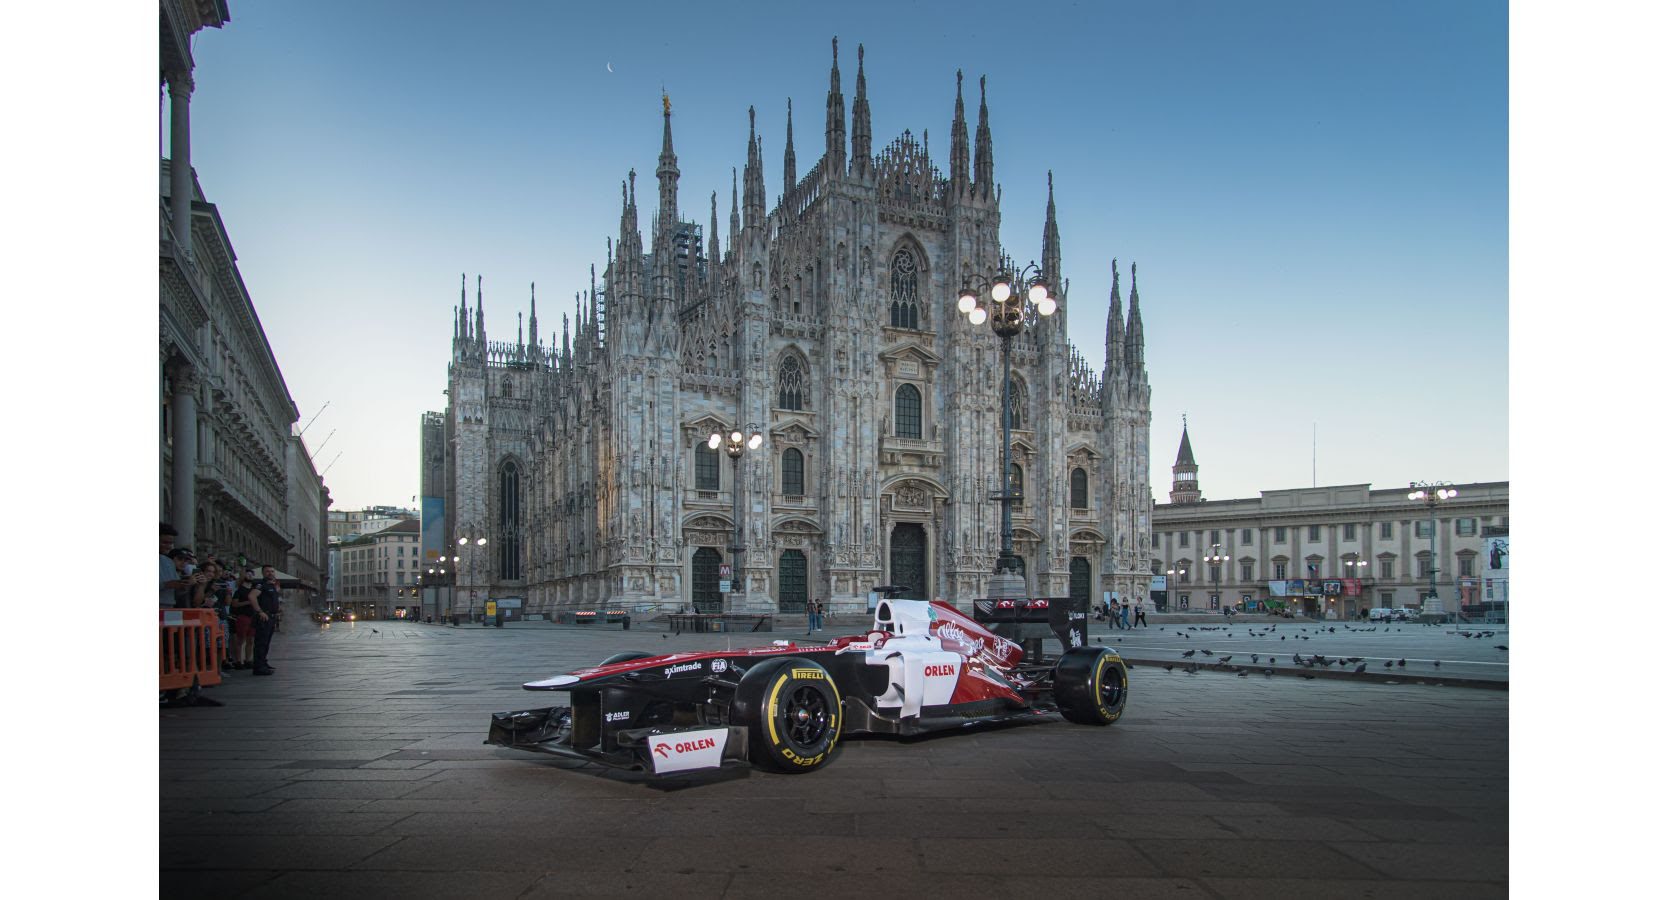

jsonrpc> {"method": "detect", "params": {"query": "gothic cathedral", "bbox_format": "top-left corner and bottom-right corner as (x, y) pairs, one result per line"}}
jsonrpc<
(433, 40), (1154, 618)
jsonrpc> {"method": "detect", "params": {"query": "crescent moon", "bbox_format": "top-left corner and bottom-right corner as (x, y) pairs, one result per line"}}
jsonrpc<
(606, 62), (614, 73)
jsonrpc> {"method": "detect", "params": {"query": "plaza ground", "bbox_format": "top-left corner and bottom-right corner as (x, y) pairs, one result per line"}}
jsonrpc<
(161, 618), (1508, 898)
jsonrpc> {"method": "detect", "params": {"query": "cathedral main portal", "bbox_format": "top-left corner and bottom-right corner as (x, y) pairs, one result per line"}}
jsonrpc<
(889, 524), (927, 600)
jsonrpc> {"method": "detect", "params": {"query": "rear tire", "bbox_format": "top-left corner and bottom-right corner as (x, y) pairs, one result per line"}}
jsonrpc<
(598, 651), (655, 666)
(730, 658), (841, 773)
(1054, 647), (1128, 725)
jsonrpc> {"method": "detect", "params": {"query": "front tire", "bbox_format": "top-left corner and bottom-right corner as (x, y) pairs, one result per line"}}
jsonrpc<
(731, 658), (842, 773)
(1054, 647), (1128, 725)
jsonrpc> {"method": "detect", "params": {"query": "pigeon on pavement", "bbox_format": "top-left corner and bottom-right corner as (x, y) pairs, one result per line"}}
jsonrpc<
(1219, 656), (1233, 664)
(1182, 649), (1196, 658)
(1383, 660), (1393, 668)
(1164, 665), (1174, 672)
(1494, 645), (1508, 651)
(1302, 673), (1316, 680)
(1397, 658), (1406, 667)
(1353, 662), (1367, 674)
(1201, 649), (1214, 656)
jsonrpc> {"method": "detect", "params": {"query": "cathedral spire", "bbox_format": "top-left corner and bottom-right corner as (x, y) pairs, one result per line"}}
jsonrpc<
(709, 190), (721, 297)
(1125, 263), (1145, 373)
(949, 69), (969, 194)
(744, 106), (766, 229)
(825, 36), (846, 172)
(1105, 259), (1125, 374)
(561, 312), (571, 366)
(783, 97), (796, 197)
(528, 282), (538, 352)
(475, 274), (485, 343)
(729, 167), (741, 249)
(851, 43), (871, 177)
(517, 311), (523, 352)
(656, 93), (680, 238)
(1041, 171), (1061, 288)
(974, 75), (993, 199)
(458, 272), (468, 340)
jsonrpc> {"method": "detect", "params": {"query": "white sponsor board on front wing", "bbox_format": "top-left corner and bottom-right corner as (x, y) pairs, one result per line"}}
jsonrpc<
(647, 728), (729, 774)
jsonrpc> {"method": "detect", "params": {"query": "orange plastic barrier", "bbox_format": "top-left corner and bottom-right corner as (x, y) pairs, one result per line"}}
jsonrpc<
(160, 608), (225, 691)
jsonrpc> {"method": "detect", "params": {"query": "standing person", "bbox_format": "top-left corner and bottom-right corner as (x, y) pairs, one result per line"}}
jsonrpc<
(251, 565), (282, 676)
(160, 524), (193, 607)
(1119, 601), (1131, 630)
(228, 575), (258, 670)
(814, 598), (825, 632)
(1134, 599), (1148, 628)
(805, 598), (818, 635)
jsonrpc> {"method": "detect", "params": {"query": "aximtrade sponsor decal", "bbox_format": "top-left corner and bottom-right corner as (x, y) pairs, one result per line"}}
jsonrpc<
(662, 662), (704, 677)
(647, 728), (728, 773)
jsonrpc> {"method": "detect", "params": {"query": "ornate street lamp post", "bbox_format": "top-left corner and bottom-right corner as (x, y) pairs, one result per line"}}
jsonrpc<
(709, 426), (763, 612)
(956, 261), (1056, 599)
(1344, 556), (1370, 617)
(1407, 482), (1457, 619)
(1166, 566), (1187, 611)
(1205, 544), (1229, 610)
(454, 529), (488, 624)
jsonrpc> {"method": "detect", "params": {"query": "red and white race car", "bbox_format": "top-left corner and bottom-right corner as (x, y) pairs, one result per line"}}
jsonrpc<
(486, 597), (1128, 776)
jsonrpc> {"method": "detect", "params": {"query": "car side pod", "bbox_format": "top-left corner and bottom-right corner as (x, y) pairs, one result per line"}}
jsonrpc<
(729, 657), (843, 773)
(1052, 647), (1129, 725)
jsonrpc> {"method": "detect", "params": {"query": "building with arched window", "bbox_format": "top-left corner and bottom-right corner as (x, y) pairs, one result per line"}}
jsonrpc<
(431, 41), (1154, 619)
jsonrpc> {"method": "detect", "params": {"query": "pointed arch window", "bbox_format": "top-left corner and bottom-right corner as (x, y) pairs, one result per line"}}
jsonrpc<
(1070, 467), (1088, 509)
(781, 448), (805, 497)
(777, 355), (806, 410)
(498, 459), (522, 580)
(1009, 463), (1024, 507)
(895, 384), (922, 438)
(695, 443), (719, 491)
(890, 248), (920, 330)
(1005, 377), (1029, 429)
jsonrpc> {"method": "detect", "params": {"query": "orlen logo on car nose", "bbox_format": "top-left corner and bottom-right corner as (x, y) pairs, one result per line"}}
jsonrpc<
(925, 664), (956, 677)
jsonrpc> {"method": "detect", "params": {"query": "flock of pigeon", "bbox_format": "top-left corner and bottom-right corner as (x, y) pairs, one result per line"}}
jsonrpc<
(1129, 621), (1508, 680)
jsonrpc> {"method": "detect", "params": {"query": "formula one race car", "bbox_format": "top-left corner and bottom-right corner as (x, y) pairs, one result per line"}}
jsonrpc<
(485, 597), (1128, 776)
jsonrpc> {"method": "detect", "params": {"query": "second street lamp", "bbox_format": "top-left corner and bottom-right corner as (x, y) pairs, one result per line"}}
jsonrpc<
(956, 260), (1056, 599)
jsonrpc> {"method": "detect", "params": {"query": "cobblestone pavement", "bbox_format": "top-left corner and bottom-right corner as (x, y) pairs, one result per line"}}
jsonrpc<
(161, 620), (1507, 899)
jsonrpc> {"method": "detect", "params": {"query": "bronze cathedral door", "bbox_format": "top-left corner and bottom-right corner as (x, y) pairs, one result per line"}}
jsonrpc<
(889, 523), (927, 600)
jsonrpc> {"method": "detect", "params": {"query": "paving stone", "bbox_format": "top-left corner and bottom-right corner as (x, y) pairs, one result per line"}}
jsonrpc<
(1328, 841), (1510, 881)
(161, 621), (1508, 891)
(1199, 877), (1507, 899)
(1134, 839), (1385, 879)
(160, 835), (402, 871)
(990, 876), (1213, 899)
(243, 870), (543, 900)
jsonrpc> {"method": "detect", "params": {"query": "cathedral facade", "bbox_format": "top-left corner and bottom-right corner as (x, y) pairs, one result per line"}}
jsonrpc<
(432, 41), (1154, 618)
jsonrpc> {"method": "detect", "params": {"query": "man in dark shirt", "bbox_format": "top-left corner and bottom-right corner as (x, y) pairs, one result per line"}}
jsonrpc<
(251, 564), (282, 676)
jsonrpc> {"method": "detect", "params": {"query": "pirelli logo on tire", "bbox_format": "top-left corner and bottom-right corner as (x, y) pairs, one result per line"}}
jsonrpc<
(790, 668), (825, 680)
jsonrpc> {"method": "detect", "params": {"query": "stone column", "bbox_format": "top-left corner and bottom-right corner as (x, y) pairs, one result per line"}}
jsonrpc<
(166, 70), (195, 261)
(168, 361), (199, 547)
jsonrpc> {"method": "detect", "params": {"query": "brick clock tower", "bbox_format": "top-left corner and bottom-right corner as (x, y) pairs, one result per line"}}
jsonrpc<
(1169, 418), (1201, 505)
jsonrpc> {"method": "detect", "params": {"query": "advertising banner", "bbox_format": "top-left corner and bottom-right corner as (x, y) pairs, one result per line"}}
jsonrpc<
(1150, 575), (1168, 592)
(1485, 536), (1509, 574)
(421, 496), (446, 562)
(1343, 578), (1362, 596)
(1322, 580), (1343, 596)
(1269, 580), (1289, 597)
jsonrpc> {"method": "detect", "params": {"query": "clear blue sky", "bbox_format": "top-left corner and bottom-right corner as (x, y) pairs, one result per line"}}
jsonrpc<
(179, 0), (1506, 508)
